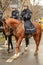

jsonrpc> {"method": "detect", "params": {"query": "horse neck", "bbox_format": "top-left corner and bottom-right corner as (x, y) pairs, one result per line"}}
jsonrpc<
(10, 20), (20, 30)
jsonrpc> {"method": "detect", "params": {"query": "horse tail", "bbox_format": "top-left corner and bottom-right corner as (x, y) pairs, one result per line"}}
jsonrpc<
(39, 27), (42, 43)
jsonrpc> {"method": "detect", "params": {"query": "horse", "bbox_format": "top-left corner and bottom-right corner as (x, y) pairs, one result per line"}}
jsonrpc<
(0, 20), (13, 52)
(3, 18), (42, 58)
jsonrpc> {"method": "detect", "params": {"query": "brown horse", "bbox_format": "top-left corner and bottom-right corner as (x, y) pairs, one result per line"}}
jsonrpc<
(3, 18), (42, 58)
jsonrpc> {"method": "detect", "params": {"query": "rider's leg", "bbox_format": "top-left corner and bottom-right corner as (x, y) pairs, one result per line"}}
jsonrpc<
(25, 37), (29, 50)
(25, 37), (29, 47)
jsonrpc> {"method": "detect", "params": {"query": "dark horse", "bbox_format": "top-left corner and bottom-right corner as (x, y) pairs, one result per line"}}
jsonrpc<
(0, 20), (13, 52)
(3, 18), (42, 58)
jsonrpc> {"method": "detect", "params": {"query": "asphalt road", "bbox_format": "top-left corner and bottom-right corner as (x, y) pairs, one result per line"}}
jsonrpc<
(0, 33), (43, 65)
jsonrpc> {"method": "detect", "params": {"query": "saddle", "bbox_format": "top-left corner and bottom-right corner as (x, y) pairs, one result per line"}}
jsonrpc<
(24, 21), (36, 35)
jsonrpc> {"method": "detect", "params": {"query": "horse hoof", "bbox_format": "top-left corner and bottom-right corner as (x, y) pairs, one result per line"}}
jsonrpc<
(13, 53), (20, 59)
(25, 47), (28, 51)
(11, 47), (13, 50)
(7, 49), (10, 53)
(10, 49), (13, 52)
(24, 51), (28, 55)
(7, 50), (10, 53)
(34, 52), (38, 56)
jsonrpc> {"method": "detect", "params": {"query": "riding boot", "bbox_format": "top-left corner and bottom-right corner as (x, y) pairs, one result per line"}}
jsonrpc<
(7, 45), (10, 52)
(25, 37), (29, 47)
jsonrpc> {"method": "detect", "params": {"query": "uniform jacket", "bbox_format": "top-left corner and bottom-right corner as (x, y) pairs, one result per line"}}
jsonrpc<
(12, 10), (19, 19)
(21, 9), (32, 21)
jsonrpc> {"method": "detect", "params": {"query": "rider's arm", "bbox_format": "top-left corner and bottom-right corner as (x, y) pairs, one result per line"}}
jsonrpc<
(21, 10), (25, 17)
(29, 10), (32, 15)
(20, 10), (25, 20)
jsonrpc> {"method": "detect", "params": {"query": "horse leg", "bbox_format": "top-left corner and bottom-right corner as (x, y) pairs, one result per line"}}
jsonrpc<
(7, 35), (13, 52)
(4, 35), (8, 45)
(25, 36), (29, 51)
(12, 37), (22, 59)
(33, 33), (41, 55)
(7, 35), (11, 52)
(7, 41), (10, 52)
(10, 35), (13, 50)
(10, 41), (13, 50)
(15, 37), (22, 54)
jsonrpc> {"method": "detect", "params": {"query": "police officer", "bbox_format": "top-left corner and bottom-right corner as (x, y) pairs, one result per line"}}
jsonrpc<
(11, 6), (19, 19)
(21, 4), (36, 34)
(20, 4), (36, 49)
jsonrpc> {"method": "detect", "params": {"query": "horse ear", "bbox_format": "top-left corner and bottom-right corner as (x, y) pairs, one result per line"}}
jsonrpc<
(2, 18), (6, 24)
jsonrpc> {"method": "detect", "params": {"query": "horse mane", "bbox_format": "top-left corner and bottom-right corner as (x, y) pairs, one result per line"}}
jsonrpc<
(6, 18), (21, 24)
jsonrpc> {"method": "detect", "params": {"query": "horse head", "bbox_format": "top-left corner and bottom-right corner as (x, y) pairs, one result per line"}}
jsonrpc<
(2, 18), (10, 36)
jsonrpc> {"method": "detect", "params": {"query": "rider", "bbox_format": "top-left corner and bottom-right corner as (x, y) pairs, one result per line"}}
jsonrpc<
(11, 6), (19, 19)
(20, 4), (36, 49)
(20, 4), (36, 35)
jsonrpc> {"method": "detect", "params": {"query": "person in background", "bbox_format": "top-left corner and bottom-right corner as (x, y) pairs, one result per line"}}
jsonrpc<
(11, 6), (19, 19)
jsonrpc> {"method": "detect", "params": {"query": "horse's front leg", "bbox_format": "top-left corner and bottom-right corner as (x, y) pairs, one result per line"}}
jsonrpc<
(15, 37), (22, 54)
(13, 37), (22, 59)
(7, 35), (11, 52)
(7, 42), (10, 52)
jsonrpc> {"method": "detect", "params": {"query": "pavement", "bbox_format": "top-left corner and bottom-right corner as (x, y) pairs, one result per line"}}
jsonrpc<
(0, 34), (43, 65)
